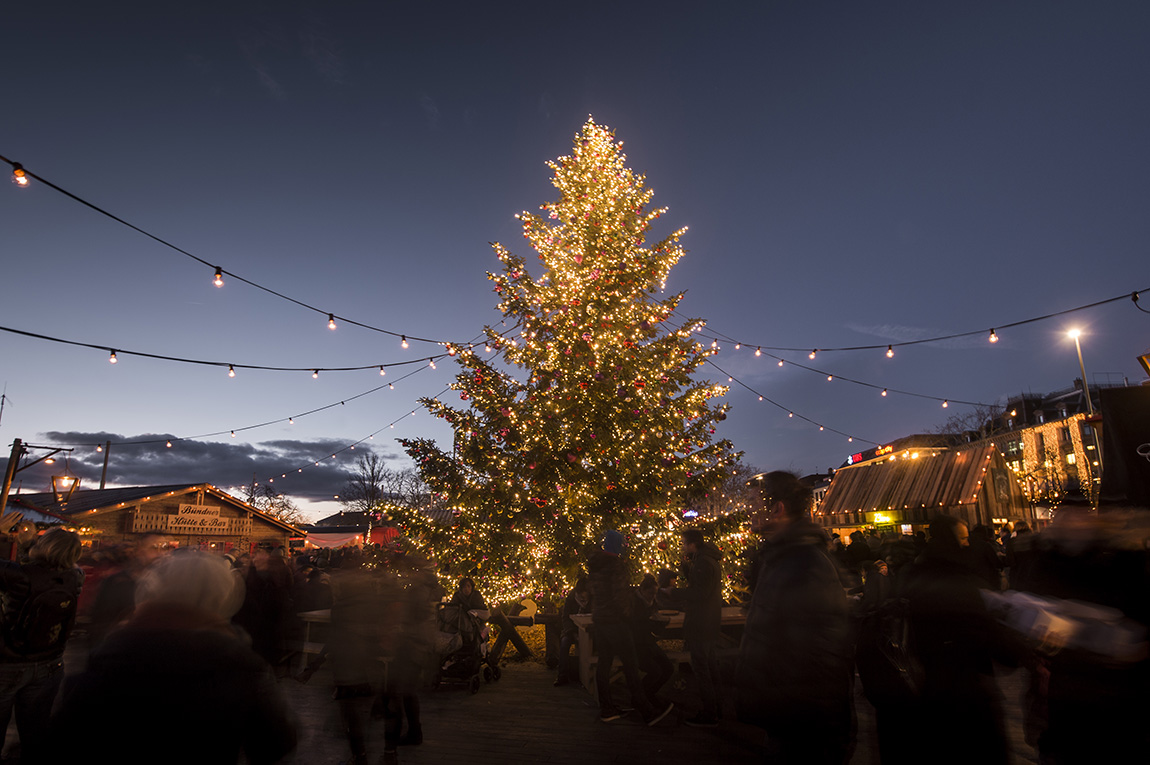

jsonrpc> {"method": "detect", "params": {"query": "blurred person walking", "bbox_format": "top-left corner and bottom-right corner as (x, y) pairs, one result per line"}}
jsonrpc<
(587, 529), (673, 726)
(737, 471), (853, 764)
(0, 528), (83, 764)
(679, 526), (723, 727)
(52, 550), (296, 764)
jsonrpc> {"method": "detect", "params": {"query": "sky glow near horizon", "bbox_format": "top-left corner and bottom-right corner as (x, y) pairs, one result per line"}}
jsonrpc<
(1, 1), (1147, 521)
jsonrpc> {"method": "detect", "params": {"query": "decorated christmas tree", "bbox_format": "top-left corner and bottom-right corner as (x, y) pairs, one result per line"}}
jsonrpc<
(399, 118), (740, 604)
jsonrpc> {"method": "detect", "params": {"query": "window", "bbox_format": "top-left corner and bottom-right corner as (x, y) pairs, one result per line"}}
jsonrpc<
(1007, 440), (1021, 456)
(1060, 427), (1071, 443)
(1036, 433), (1046, 456)
(1067, 453), (1077, 466)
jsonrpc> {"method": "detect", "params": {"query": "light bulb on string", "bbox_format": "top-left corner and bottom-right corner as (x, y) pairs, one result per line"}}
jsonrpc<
(881, 389), (888, 397)
(734, 343), (741, 350)
(788, 412), (793, 418)
(288, 418), (294, 424)
(777, 359), (783, 367)
(379, 366), (386, 376)
(886, 345), (894, 358)
(328, 314), (337, 330)
(988, 329), (998, 344)
(213, 267), (224, 287)
(942, 400), (949, 408)
(429, 360), (437, 369)
(166, 441), (172, 448)
(809, 349), (817, 360)
(827, 375), (833, 381)
(312, 370), (319, 379)
(401, 336), (409, 349)
(109, 350), (118, 364)
(230, 431), (236, 438)
(11, 164), (29, 188)
(755, 347), (761, 357)
(228, 365), (235, 378)
(819, 426), (824, 431)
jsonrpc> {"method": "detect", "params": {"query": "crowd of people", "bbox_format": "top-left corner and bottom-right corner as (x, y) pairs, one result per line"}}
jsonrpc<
(0, 482), (1145, 764)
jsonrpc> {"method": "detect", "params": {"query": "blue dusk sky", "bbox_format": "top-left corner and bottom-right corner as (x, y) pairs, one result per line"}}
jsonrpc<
(2, 1), (1147, 520)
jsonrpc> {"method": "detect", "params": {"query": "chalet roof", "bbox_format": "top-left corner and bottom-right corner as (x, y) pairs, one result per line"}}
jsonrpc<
(820, 445), (1002, 516)
(6, 484), (304, 534)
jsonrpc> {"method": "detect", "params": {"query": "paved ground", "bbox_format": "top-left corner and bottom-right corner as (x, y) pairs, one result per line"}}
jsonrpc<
(278, 656), (1038, 765)
(2, 639), (1038, 764)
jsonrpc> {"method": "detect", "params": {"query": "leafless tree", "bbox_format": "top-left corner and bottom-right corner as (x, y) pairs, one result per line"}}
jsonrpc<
(690, 463), (760, 517)
(242, 480), (307, 526)
(340, 453), (428, 515)
(931, 402), (1009, 441)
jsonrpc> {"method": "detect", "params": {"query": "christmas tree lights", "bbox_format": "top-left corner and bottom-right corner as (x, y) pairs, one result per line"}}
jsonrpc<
(397, 119), (740, 604)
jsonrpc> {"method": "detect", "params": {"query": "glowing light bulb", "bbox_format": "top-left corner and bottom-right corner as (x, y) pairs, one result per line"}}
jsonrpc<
(228, 365), (235, 378)
(109, 350), (118, 364)
(886, 345), (894, 358)
(429, 360), (437, 369)
(230, 431), (236, 437)
(312, 370), (319, 379)
(827, 375), (833, 381)
(777, 359), (783, 367)
(809, 349), (817, 360)
(881, 389), (888, 397)
(819, 426), (824, 431)
(288, 417), (294, 424)
(401, 335), (409, 349)
(11, 164), (29, 187)
(328, 314), (337, 330)
(988, 329), (998, 343)
(379, 366), (386, 376)
(942, 400), (949, 408)
(213, 267), (224, 287)
(788, 412), (793, 418)
(755, 347), (761, 357)
(166, 441), (172, 448)
(96, 445), (103, 452)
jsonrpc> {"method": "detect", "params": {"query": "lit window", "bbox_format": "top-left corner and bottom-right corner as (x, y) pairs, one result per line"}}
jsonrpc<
(1067, 453), (1076, 465)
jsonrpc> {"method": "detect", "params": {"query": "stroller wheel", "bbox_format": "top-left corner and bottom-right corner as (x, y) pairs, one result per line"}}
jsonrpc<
(469, 675), (481, 694)
(491, 665), (502, 681)
(483, 665), (493, 683)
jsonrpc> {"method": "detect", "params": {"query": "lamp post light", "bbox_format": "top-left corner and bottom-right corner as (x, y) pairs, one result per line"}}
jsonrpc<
(1067, 329), (1094, 416)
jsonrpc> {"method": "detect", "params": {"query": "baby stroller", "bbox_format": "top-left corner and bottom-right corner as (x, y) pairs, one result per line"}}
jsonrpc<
(433, 603), (501, 693)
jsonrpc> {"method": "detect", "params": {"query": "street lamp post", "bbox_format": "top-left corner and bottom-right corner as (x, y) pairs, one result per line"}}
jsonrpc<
(1067, 329), (1103, 504)
(1067, 329), (1094, 416)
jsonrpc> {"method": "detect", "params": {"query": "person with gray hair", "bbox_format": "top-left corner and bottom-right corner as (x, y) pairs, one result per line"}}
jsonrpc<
(0, 528), (84, 764)
(52, 551), (297, 764)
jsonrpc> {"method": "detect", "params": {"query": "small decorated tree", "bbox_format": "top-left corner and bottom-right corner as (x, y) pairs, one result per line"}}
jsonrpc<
(399, 118), (740, 604)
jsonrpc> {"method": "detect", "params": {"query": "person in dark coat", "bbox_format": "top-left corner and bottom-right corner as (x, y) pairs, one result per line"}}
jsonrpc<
(448, 577), (487, 612)
(0, 528), (84, 764)
(904, 515), (1014, 765)
(680, 526), (724, 727)
(630, 574), (674, 702)
(233, 541), (297, 673)
(587, 530), (673, 726)
(52, 551), (296, 764)
(554, 577), (591, 686)
(737, 471), (853, 764)
(968, 524), (1005, 591)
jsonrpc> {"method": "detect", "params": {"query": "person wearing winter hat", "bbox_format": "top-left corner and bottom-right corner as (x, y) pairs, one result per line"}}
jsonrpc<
(586, 529), (673, 727)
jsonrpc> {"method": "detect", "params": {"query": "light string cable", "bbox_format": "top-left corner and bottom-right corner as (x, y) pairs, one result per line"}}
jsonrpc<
(703, 345), (992, 409)
(0, 152), (463, 347)
(689, 287), (1148, 355)
(63, 364), (437, 450)
(261, 384), (456, 489)
(705, 359), (879, 445)
(0, 323), (451, 375)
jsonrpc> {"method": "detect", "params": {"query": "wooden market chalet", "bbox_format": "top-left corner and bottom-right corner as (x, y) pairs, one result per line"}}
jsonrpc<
(5, 483), (302, 552)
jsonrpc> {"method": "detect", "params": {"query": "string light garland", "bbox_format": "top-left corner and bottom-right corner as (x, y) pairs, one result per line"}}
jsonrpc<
(0, 152), (466, 349)
(677, 288), (1147, 357)
(706, 360), (874, 444)
(0, 323), (450, 375)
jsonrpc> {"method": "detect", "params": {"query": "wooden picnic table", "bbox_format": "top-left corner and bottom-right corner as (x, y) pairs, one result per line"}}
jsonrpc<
(568, 605), (747, 695)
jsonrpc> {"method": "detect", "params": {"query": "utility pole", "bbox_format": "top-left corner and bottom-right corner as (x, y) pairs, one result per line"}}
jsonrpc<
(100, 441), (111, 489)
(0, 439), (22, 517)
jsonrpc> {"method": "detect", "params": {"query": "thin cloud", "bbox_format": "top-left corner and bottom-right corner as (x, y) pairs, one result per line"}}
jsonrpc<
(419, 94), (440, 131)
(846, 323), (989, 350)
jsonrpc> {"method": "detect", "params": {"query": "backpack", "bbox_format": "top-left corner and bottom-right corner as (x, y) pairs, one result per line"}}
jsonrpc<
(3, 566), (81, 659)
